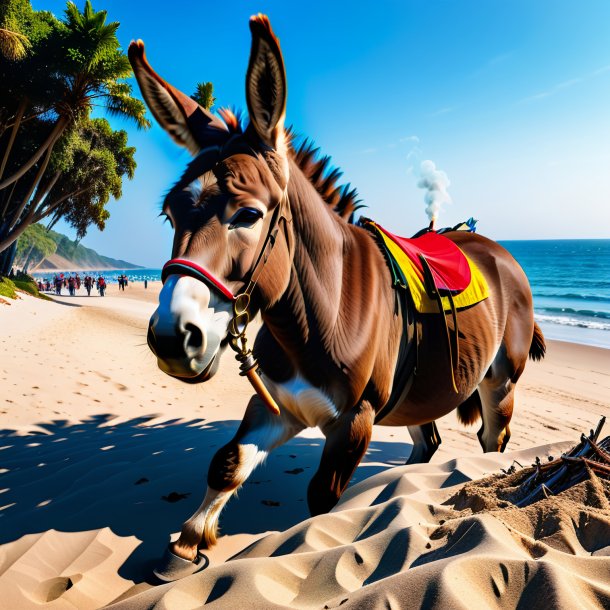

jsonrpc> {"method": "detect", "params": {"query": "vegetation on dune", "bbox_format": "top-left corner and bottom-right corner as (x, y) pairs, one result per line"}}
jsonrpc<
(0, 0), (150, 275)
(0, 276), (18, 299)
(14, 276), (50, 299)
(0, 273), (49, 301)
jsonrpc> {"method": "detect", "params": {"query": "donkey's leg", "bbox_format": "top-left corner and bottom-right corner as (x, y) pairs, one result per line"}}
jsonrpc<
(308, 401), (375, 516)
(171, 396), (303, 560)
(476, 380), (515, 453)
(406, 421), (442, 464)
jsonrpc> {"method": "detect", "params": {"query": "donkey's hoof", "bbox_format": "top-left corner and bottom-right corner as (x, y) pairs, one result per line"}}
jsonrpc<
(153, 546), (209, 582)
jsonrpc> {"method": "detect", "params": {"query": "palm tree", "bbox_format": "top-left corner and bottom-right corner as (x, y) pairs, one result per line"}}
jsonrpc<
(191, 82), (216, 110)
(0, 0), (149, 192)
(0, 26), (30, 60)
(0, 117), (136, 253)
(0, 0), (149, 261)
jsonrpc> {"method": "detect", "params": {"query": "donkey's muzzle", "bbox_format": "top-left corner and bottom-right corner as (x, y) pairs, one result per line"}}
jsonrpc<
(147, 275), (232, 382)
(147, 321), (210, 379)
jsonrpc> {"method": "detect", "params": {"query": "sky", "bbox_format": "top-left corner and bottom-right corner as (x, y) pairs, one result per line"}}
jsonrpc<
(34, 0), (610, 267)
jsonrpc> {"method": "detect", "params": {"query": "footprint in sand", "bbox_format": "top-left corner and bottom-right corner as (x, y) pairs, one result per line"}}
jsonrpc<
(34, 574), (82, 603)
(161, 491), (191, 503)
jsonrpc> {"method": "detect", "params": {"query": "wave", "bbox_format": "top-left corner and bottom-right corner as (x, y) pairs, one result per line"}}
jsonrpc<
(536, 306), (610, 320)
(530, 279), (610, 290)
(535, 313), (610, 331)
(533, 292), (610, 303)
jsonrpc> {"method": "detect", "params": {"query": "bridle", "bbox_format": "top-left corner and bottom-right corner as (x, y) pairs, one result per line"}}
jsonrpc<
(160, 190), (292, 415)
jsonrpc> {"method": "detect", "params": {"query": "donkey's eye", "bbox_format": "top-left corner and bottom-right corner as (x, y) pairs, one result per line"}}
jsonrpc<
(228, 207), (263, 229)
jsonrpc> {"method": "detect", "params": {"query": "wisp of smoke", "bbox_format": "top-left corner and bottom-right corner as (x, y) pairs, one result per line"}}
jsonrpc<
(417, 160), (451, 222)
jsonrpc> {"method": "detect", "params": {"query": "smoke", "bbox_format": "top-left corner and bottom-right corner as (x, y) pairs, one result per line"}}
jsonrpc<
(417, 160), (451, 223)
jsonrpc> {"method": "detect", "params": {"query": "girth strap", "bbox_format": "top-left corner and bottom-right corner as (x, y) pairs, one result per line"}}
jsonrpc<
(419, 254), (460, 393)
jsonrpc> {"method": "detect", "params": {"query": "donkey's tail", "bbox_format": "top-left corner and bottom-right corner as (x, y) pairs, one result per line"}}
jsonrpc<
(529, 322), (546, 361)
(456, 389), (482, 426)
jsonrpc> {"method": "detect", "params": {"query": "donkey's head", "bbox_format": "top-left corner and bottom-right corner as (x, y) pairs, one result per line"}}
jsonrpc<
(130, 16), (294, 381)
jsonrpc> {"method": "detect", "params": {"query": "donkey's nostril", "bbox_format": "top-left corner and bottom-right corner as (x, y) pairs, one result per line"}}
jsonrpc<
(184, 322), (204, 357)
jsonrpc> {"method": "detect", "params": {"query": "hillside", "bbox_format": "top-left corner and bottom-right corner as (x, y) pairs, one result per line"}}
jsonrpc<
(16, 224), (142, 272)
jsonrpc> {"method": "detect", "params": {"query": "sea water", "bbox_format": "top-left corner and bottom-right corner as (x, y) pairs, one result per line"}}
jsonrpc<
(500, 239), (610, 349)
(32, 240), (610, 349)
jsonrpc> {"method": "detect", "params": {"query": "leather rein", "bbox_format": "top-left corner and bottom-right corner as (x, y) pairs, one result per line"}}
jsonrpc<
(161, 191), (292, 415)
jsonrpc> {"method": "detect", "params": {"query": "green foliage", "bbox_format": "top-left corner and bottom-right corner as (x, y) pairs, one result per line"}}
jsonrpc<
(0, 0), (149, 259)
(47, 116), (137, 238)
(0, 276), (17, 299)
(13, 277), (49, 299)
(15, 221), (56, 268)
(0, 274), (52, 301)
(0, 1), (62, 106)
(191, 82), (215, 110)
(0, 26), (31, 60)
(16, 223), (140, 270)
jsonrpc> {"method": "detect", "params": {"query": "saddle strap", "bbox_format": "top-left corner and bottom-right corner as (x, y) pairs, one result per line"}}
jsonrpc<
(419, 254), (460, 394)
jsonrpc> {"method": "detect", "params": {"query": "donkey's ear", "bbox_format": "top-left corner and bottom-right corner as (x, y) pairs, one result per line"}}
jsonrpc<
(246, 15), (287, 151)
(128, 40), (228, 155)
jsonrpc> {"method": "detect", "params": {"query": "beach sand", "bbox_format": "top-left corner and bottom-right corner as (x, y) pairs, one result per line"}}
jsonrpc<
(0, 284), (608, 609)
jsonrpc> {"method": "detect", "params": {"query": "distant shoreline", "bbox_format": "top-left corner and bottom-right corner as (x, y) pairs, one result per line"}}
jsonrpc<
(32, 266), (143, 273)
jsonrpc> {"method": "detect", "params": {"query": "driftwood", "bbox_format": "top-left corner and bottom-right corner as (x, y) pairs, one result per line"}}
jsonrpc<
(514, 416), (608, 507)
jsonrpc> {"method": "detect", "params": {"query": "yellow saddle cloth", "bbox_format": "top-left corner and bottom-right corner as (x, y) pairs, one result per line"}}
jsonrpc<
(362, 219), (489, 314)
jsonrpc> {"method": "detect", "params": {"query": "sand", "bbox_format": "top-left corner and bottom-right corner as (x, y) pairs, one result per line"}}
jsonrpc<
(0, 283), (608, 609)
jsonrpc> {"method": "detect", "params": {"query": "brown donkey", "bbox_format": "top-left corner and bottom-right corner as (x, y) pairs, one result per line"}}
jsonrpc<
(130, 15), (544, 577)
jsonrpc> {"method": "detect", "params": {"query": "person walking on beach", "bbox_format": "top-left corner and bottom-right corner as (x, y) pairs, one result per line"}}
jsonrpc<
(84, 275), (93, 296)
(98, 276), (106, 297)
(68, 275), (76, 296)
(118, 275), (124, 291)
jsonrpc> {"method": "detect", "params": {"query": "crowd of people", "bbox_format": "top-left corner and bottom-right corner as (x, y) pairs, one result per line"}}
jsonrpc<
(36, 273), (119, 297)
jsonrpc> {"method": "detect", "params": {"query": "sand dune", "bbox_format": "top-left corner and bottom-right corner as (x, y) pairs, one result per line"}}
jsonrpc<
(0, 285), (608, 608)
(104, 443), (609, 610)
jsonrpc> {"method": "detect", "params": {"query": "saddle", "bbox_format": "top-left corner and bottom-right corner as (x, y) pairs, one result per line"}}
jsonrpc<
(359, 218), (489, 313)
(360, 217), (489, 396)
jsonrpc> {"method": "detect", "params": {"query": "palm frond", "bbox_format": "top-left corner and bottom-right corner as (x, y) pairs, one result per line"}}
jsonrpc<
(0, 27), (31, 61)
(105, 92), (150, 129)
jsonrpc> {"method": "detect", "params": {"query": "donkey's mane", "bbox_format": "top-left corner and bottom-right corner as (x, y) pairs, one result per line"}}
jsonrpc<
(220, 109), (362, 222)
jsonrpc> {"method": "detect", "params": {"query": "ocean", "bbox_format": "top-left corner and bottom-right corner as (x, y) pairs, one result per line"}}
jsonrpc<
(499, 239), (610, 350)
(32, 239), (610, 349)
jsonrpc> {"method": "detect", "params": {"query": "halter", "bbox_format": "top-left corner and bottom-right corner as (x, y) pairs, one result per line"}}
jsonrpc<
(161, 191), (292, 415)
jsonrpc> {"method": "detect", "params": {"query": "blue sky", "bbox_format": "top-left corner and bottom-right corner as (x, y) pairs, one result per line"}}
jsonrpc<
(36, 0), (610, 267)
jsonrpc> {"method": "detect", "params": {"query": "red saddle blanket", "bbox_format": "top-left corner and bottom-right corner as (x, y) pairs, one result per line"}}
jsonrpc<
(360, 218), (490, 313)
(378, 226), (471, 294)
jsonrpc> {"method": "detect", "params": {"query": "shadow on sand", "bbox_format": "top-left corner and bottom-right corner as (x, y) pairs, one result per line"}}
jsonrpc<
(0, 414), (414, 582)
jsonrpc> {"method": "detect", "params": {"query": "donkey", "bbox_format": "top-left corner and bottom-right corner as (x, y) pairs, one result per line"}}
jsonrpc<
(129, 15), (544, 577)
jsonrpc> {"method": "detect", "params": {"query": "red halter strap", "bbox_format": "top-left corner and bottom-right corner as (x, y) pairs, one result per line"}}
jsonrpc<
(161, 191), (291, 303)
(161, 258), (235, 301)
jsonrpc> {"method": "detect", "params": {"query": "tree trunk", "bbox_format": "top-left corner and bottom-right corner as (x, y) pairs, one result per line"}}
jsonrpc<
(0, 241), (17, 276)
(0, 178), (18, 220)
(0, 98), (27, 181)
(28, 170), (61, 219)
(8, 145), (53, 231)
(33, 185), (90, 224)
(22, 243), (35, 274)
(0, 184), (90, 254)
(0, 116), (67, 191)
